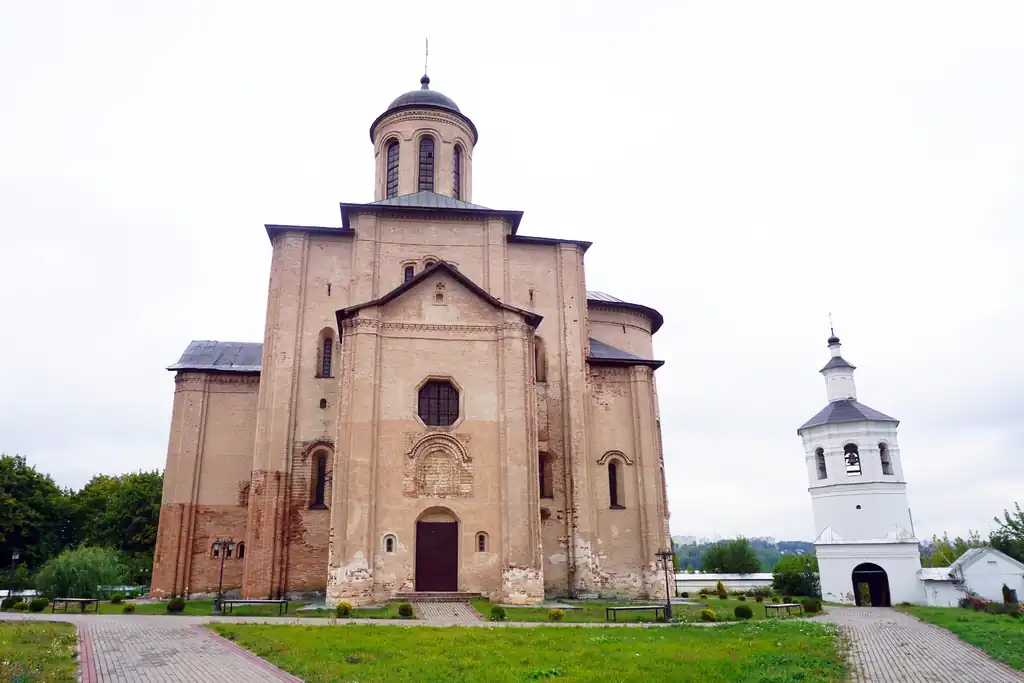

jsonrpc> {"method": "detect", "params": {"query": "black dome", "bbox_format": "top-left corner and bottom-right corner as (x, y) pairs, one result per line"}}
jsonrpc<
(370, 75), (478, 142)
(827, 335), (841, 345)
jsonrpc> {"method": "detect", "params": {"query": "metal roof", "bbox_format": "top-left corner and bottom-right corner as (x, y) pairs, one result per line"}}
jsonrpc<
(798, 399), (899, 431)
(587, 337), (664, 369)
(369, 191), (492, 211)
(821, 356), (857, 372)
(587, 291), (628, 304)
(585, 291), (665, 334)
(168, 341), (263, 373)
(370, 74), (478, 143)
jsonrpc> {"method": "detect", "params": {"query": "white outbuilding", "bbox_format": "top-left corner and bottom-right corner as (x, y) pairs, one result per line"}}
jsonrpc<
(918, 548), (1024, 606)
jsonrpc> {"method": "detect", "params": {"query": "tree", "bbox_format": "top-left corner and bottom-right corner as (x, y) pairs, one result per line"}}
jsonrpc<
(34, 546), (126, 599)
(992, 502), (1024, 562)
(0, 454), (76, 572)
(700, 538), (762, 573)
(74, 470), (163, 577)
(772, 554), (820, 597)
(921, 531), (987, 567)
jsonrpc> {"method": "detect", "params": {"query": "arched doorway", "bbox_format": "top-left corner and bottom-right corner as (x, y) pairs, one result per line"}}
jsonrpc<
(852, 562), (891, 606)
(415, 508), (459, 592)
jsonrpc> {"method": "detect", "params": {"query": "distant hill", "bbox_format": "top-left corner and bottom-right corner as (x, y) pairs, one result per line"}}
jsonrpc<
(672, 537), (815, 571)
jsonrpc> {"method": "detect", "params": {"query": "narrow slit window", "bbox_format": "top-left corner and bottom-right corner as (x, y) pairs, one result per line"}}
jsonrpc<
(404, 265), (415, 283)
(418, 137), (434, 191)
(453, 144), (463, 199)
(477, 533), (487, 552)
(237, 542), (245, 560)
(609, 461), (624, 509)
(386, 141), (400, 199)
(539, 453), (554, 498)
(312, 453), (327, 507)
(879, 443), (893, 475)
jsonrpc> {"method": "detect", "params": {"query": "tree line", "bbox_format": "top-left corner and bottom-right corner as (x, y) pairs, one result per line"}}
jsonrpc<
(0, 454), (162, 590)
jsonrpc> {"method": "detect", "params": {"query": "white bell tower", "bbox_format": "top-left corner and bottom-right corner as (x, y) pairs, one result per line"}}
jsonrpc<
(797, 332), (923, 606)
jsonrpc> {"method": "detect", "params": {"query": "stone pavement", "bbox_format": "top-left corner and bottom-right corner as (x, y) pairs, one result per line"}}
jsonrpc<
(821, 606), (1024, 682)
(413, 601), (482, 623)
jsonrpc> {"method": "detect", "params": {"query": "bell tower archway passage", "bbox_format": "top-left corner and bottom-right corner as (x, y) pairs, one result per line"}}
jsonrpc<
(415, 507), (459, 592)
(852, 562), (891, 606)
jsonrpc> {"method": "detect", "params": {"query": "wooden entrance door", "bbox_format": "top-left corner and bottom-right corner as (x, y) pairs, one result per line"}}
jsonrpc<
(415, 521), (458, 591)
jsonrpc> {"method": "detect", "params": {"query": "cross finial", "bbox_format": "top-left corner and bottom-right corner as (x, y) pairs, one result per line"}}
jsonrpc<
(424, 38), (429, 75)
(829, 312), (834, 337)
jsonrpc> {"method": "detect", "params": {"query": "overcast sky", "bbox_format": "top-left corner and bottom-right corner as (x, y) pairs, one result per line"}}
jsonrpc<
(2, 2), (1021, 542)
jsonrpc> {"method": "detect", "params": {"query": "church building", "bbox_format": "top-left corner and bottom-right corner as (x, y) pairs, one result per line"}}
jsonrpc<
(151, 74), (672, 605)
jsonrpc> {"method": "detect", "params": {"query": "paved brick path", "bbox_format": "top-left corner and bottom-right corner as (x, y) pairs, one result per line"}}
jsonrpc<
(821, 607), (1024, 682)
(413, 601), (482, 623)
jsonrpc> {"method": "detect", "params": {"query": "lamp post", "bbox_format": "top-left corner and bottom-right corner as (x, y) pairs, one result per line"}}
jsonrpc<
(211, 539), (235, 615)
(655, 549), (675, 621)
(7, 550), (21, 602)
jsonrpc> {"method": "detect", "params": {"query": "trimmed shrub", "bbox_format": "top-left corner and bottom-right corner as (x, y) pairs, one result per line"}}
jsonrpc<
(771, 596), (780, 603)
(680, 592), (689, 598)
(166, 597), (186, 613)
(13, 602), (29, 611)
(715, 581), (726, 595)
(737, 595), (746, 601)
(122, 603), (137, 614)
(718, 594), (729, 600)
(110, 593), (124, 605)
(336, 602), (353, 618)
(1, 597), (16, 609)
(734, 605), (753, 620)
(490, 605), (506, 621)
(698, 589), (708, 596)
(801, 598), (822, 614)
(397, 602), (414, 618)
(755, 595), (764, 603)
(699, 608), (717, 622)
(548, 608), (565, 622)
(782, 596), (793, 604)
(28, 598), (49, 613)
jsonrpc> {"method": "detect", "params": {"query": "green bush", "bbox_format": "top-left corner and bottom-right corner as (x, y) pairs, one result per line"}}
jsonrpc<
(28, 597), (49, 612)
(122, 603), (137, 614)
(715, 581), (726, 595)
(772, 596), (780, 603)
(782, 596), (793, 604)
(34, 546), (126, 599)
(699, 608), (717, 622)
(718, 594), (728, 600)
(1, 597), (16, 609)
(397, 602), (414, 618)
(548, 608), (565, 622)
(755, 595), (764, 603)
(801, 598), (822, 614)
(988, 602), (1021, 618)
(680, 591), (689, 598)
(772, 554), (820, 598)
(166, 597), (186, 613)
(336, 602), (353, 618)
(737, 595), (746, 601)
(110, 593), (124, 604)
(734, 605), (753, 620)
(13, 601), (29, 611)
(490, 605), (506, 621)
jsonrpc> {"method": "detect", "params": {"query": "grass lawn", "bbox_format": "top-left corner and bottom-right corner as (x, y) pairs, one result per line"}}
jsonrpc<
(897, 605), (1024, 670)
(471, 598), (816, 623)
(92, 599), (308, 616)
(295, 603), (416, 620)
(211, 620), (844, 682)
(0, 621), (79, 683)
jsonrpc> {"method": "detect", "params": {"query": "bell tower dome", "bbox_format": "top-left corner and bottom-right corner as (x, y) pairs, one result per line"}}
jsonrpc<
(369, 74), (478, 202)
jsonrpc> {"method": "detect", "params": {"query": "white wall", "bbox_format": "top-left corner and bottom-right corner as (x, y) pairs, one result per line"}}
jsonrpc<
(962, 552), (1024, 602)
(812, 484), (914, 541)
(816, 542), (923, 605)
(674, 573), (774, 594)
(922, 581), (964, 607)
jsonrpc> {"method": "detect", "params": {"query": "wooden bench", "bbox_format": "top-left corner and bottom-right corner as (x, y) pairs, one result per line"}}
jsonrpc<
(764, 602), (804, 618)
(51, 598), (100, 613)
(220, 598), (289, 615)
(605, 605), (666, 622)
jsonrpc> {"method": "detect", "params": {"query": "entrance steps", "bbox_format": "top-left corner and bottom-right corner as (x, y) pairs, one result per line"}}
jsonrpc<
(395, 591), (482, 603)
(412, 601), (483, 623)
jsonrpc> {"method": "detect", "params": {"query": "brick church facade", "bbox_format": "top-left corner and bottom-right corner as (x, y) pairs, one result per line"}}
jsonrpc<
(151, 74), (671, 605)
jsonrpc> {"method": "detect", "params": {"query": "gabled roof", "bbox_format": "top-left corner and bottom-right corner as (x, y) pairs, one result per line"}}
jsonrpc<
(585, 291), (665, 334)
(821, 356), (856, 371)
(168, 341), (263, 373)
(335, 261), (542, 329)
(587, 338), (664, 369)
(340, 191), (524, 233)
(949, 547), (1024, 574)
(798, 399), (899, 431)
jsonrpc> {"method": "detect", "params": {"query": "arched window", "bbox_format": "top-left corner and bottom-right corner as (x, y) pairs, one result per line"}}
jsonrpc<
(476, 532), (488, 552)
(236, 542), (245, 559)
(879, 443), (893, 475)
(386, 140), (400, 199)
(418, 380), (459, 426)
(383, 534), (396, 553)
(418, 137), (435, 191)
(404, 265), (415, 283)
(815, 447), (827, 480)
(423, 259), (436, 268)
(311, 452), (327, 508)
(534, 337), (547, 382)
(453, 144), (463, 199)
(224, 543), (233, 559)
(539, 452), (554, 498)
(211, 542), (220, 558)
(844, 443), (862, 476)
(609, 460), (624, 509)
(318, 329), (334, 378)
(319, 398), (327, 409)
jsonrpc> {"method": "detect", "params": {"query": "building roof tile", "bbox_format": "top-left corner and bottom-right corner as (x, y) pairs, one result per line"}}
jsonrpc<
(168, 340), (263, 373)
(798, 399), (898, 431)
